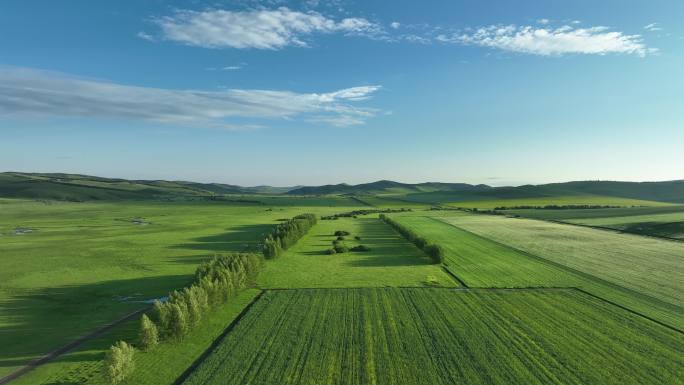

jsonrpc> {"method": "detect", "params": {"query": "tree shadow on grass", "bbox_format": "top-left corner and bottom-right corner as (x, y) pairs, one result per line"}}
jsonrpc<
(344, 217), (435, 268)
(169, 223), (275, 253)
(0, 275), (189, 373)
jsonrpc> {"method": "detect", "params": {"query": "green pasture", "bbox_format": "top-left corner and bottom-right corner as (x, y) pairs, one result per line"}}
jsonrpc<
(0, 199), (361, 376)
(11, 290), (261, 385)
(257, 216), (456, 288)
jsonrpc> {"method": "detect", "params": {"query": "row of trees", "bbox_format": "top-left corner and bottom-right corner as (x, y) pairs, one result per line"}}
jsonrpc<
(148, 253), (262, 343)
(380, 214), (444, 264)
(263, 214), (317, 258)
(102, 253), (262, 384)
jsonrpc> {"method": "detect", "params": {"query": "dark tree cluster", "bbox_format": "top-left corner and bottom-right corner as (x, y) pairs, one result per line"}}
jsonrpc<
(321, 208), (411, 220)
(263, 214), (317, 259)
(380, 214), (444, 264)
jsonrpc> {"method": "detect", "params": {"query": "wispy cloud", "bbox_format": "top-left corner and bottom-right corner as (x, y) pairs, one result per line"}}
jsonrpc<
(0, 67), (381, 128)
(644, 23), (662, 32)
(146, 7), (382, 49)
(206, 64), (245, 71)
(438, 24), (653, 57)
(136, 31), (155, 42)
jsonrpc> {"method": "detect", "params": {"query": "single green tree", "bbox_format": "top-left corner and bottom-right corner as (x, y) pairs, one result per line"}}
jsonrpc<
(139, 314), (159, 350)
(103, 341), (135, 384)
(169, 303), (188, 339)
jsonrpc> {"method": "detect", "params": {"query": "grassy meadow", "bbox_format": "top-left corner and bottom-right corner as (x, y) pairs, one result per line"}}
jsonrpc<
(258, 216), (456, 288)
(182, 288), (684, 385)
(0, 199), (362, 376)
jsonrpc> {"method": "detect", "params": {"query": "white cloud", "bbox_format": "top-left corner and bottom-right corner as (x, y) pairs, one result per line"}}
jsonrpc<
(441, 24), (652, 57)
(137, 31), (155, 41)
(538, 18), (550, 25)
(0, 67), (381, 128)
(148, 7), (381, 49)
(390, 21), (401, 29)
(644, 23), (662, 32)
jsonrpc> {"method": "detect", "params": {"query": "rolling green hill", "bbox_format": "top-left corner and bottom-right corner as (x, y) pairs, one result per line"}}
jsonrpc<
(2, 172), (682, 205)
(0, 172), (295, 201)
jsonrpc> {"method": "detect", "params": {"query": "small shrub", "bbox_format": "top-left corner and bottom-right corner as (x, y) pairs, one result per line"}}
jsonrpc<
(424, 275), (440, 287)
(336, 236), (346, 241)
(350, 245), (371, 252)
(334, 230), (350, 236)
(354, 236), (361, 240)
(334, 244), (349, 253)
(103, 341), (135, 384)
(332, 240), (340, 246)
(325, 248), (337, 255)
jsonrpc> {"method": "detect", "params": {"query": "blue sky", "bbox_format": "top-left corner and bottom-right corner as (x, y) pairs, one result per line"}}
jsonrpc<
(1, 0), (682, 186)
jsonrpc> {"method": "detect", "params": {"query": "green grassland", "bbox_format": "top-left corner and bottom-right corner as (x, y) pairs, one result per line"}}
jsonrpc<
(257, 216), (456, 288)
(351, 194), (431, 208)
(0, 199), (363, 377)
(182, 288), (684, 385)
(391, 214), (684, 329)
(3, 189), (683, 385)
(11, 289), (261, 385)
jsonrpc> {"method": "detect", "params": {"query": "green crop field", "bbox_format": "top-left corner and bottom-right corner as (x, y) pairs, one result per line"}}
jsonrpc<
(504, 205), (684, 239)
(442, 195), (668, 209)
(390, 214), (684, 329)
(257, 216), (456, 288)
(0, 199), (362, 377)
(436, 214), (684, 308)
(182, 288), (684, 385)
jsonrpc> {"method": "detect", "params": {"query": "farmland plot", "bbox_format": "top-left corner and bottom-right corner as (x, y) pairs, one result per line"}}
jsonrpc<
(389, 215), (684, 329)
(257, 217), (455, 288)
(435, 214), (684, 309)
(182, 288), (684, 385)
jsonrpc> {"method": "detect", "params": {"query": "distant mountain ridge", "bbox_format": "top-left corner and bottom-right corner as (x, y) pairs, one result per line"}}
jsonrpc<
(286, 180), (491, 195)
(1, 172), (683, 204)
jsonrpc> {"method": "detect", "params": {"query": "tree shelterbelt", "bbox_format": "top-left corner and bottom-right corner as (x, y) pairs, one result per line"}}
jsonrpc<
(380, 214), (444, 264)
(263, 214), (317, 259)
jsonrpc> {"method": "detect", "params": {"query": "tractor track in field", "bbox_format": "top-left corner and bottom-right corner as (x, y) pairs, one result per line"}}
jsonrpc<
(0, 306), (149, 385)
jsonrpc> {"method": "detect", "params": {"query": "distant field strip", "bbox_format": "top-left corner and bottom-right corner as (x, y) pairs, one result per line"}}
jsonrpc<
(393, 215), (684, 330)
(435, 214), (684, 309)
(182, 288), (684, 385)
(505, 206), (684, 240)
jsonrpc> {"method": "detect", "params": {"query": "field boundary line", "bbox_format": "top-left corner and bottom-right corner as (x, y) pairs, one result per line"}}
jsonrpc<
(540, 218), (684, 244)
(570, 288), (684, 335)
(0, 306), (148, 385)
(172, 290), (266, 385)
(263, 286), (576, 292)
(430, 216), (682, 311)
(429, 216), (684, 330)
(440, 265), (469, 288)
